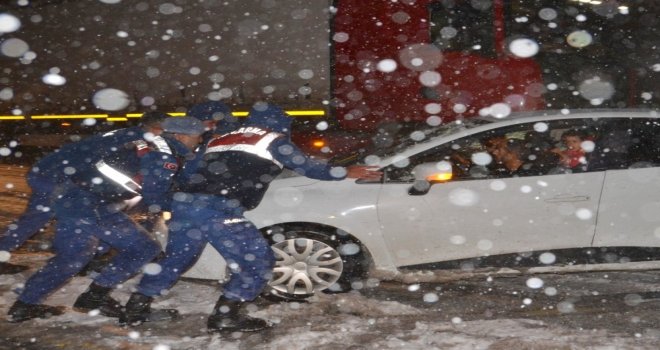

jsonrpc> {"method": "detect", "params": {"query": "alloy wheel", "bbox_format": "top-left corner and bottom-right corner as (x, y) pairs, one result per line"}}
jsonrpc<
(269, 238), (344, 296)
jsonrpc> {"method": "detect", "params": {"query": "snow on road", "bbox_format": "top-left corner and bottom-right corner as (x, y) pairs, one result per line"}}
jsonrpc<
(1, 253), (659, 349)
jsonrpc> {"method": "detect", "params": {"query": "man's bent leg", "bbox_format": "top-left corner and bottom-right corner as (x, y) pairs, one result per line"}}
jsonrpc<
(17, 217), (98, 304)
(136, 218), (207, 296)
(0, 175), (59, 253)
(91, 212), (160, 288)
(206, 216), (275, 332)
(9, 217), (97, 322)
(207, 218), (275, 301)
(121, 218), (207, 326)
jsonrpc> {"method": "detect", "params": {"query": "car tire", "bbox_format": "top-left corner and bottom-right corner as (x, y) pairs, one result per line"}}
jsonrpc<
(261, 224), (371, 300)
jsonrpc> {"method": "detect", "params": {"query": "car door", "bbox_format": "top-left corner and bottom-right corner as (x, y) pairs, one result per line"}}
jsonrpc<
(376, 119), (604, 267)
(594, 117), (660, 248)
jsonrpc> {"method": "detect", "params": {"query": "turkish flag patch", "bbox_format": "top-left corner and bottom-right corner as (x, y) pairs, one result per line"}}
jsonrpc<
(163, 162), (178, 171)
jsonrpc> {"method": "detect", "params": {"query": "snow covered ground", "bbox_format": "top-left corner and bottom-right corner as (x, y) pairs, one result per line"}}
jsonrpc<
(2, 252), (659, 350)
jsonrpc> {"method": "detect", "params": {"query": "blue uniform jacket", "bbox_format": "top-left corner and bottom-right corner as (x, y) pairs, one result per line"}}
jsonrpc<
(177, 115), (243, 185)
(64, 132), (190, 211)
(181, 104), (345, 210)
(31, 126), (153, 182)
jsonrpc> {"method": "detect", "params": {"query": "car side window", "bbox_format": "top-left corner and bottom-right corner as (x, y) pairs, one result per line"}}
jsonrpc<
(585, 118), (633, 171)
(383, 130), (511, 183)
(384, 119), (601, 183)
(585, 117), (660, 171)
(627, 118), (660, 167)
(383, 117), (660, 184)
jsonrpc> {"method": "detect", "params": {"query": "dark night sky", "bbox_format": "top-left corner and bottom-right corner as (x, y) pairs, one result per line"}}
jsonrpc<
(0, 0), (333, 115)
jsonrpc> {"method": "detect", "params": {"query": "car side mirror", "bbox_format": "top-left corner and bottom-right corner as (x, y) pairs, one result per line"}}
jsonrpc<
(408, 161), (453, 195)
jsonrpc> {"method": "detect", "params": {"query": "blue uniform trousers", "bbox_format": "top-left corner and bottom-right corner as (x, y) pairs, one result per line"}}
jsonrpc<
(137, 195), (275, 301)
(0, 173), (61, 252)
(17, 187), (160, 304)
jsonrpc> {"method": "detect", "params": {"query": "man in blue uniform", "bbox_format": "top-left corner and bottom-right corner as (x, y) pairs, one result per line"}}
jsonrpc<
(120, 103), (381, 332)
(186, 100), (235, 140)
(7, 117), (205, 323)
(179, 101), (240, 185)
(0, 112), (168, 275)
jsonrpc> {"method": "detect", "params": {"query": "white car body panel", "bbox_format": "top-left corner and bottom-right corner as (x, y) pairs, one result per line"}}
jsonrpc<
(377, 172), (603, 267)
(594, 167), (660, 247)
(180, 245), (227, 280)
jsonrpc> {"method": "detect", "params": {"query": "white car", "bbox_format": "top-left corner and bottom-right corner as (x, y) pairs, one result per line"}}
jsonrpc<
(181, 109), (660, 299)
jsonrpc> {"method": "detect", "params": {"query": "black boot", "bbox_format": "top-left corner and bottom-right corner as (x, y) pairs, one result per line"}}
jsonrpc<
(8, 300), (65, 323)
(118, 292), (179, 326)
(207, 296), (270, 333)
(73, 283), (123, 318)
(0, 262), (29, 275)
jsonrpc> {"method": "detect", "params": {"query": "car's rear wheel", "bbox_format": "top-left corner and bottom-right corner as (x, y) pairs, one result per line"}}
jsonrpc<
(262, 224), (370, 300)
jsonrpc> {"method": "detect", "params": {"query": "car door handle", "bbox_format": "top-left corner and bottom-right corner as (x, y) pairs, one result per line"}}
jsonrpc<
(544, 195), (590, 203)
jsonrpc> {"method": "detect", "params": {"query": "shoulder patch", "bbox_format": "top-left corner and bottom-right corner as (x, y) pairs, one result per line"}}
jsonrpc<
(163, 162), (178, 171)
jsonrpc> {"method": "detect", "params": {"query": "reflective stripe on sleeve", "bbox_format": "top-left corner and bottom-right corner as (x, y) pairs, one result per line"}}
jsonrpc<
(95, 160), (142, 194)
